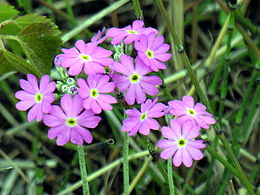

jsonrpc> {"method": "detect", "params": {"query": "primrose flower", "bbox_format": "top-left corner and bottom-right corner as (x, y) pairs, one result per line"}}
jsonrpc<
(134, 32), (172, 71)
(158, 120), (206, 167)
(106, 20), (158, 45)
(58, 40), (113, 76)
(91, 28), (107, 45)
(122, 98), (165, 136)
(15, 74), (55, 122)
(112, 55), (162, 105)
(77, 75), (117, 114)
(43, 94), (101, 146)
(168, 96), (216, 129)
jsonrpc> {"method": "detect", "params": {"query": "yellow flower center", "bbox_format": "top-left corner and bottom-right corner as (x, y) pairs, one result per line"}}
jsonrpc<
(80, 54), (91, 61)
(90, 88), (99, 98)
(187, 108), (196, 116)
(140, 113), (147, 121)
(146, 50), (154, 58)
(129, 73), (141, 83)
(35, 93), (43, 103)
(127, 30), (137, 34)
(177, 138), (187, 147)
(66, 118), (77, 127)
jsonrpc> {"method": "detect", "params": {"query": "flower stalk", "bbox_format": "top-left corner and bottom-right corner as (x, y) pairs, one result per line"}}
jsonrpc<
(167, 158), (176, 195)
(77, 145), (90, 195)
(123, 132), (130, 195)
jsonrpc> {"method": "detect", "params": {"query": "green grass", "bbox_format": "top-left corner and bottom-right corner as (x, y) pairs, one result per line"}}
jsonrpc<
(0, 0), (259, 194)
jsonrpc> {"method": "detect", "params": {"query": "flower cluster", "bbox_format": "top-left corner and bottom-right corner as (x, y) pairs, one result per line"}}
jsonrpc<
(15, 20), (215, 167)
(122, 95), (215, 167)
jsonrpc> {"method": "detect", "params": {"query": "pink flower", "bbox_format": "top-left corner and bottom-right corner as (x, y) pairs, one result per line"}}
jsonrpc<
(58, 40), (113, 76)
(77, 75), (117, 114)
(15, 74), (55, 122)
(158, 120), (206, 167)
(91, 28), (107, 45)
(134, 32), (172, 71)
(43, 94), (101, 146)
(106, 20), (158, 45)
(168, 96), (216, 129)
(122, 98), (165, 136)
(112, 55), (162, 105)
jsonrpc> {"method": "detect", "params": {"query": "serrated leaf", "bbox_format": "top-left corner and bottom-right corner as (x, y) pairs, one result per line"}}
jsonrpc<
(0, 4), (19, 23)
(0, 49), (37, 75)
(16, 14), (49, 29)
(0, 14), (47, 36)
(0, 15), (51, 56)
(16, 19), (62, 76)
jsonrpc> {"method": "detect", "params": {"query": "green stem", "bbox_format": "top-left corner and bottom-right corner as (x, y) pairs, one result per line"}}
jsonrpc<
(129, 156), (152, 193)
(167, 158), (176, 195)
(132, 0), (143, 19)
(77, 145), (90, 195)
(139, 134), (168, 183)
(58, 150), (150, 195)
(218, 134), (255, 194)
(159, 70), (173, 100)
(61, 0), (130, 43)
(123, 132), (130, 195)
(205, 145), (238, 178)
(234, 10), (260, 34)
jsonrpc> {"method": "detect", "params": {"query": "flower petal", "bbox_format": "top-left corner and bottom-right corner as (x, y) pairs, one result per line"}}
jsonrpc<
(160, 146), (177, 160)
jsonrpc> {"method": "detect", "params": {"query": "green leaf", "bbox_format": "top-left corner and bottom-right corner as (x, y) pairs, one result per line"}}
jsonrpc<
(0, 49), (37, 75)
(0, 4), (19, 23)
(0, 13), (62, 76)
(16, 16), (62, 76)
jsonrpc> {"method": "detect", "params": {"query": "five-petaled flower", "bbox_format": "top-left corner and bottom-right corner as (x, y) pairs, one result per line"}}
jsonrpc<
(106, 20), (158, 45)
(112, 55), (162, 105)
(15, 74), (56, 122)
(158, 119), (206, 167)
(168, 96), (216, 129)
(43, 94), (101, 146)
(58, 40), (114, 76)
(122, 98), (166, 136)
(134, 32), (172, 71)
(77, 75), (117, 114)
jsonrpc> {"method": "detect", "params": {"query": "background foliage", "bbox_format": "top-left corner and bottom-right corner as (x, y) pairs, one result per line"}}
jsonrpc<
(0, 0), (259, 194)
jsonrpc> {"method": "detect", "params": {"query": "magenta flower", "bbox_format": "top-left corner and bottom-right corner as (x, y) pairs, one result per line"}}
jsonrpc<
(91, 28), (107, 45)
(43, 94), (101, 146)
(58, 40), (113, 76)
(122, 98), (165, 136)
(134, 32), (172, 71)
(15, 74), (55, 122)
(158, 119), (206, 167)
(168, 96), (216, 129)
(112, 55), (162, 105)
(77, 75), (117, 114)
(106, 20), (158, 45)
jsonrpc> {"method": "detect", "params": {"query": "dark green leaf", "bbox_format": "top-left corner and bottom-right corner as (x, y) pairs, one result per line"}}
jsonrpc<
(16, 17), (62, 76)
(0, 49), (37, 75)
